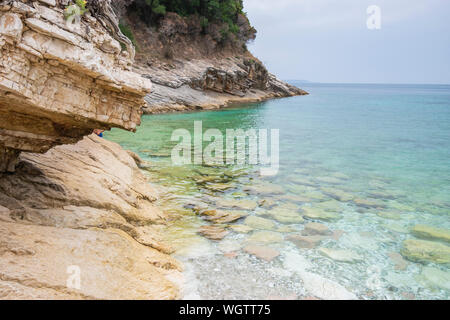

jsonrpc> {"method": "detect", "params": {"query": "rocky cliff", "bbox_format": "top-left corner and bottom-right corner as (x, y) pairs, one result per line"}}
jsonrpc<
(0, 1), (180, 299)
(0, 0), (151, 172)
(119, 4), (308, 113)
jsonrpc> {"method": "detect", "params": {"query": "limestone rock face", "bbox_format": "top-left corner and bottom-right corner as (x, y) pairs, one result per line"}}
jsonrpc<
(411, 224), (450, 244)
(0, 135), (181, 299)
(137, 57), (307, 114)
(0, 0), (151, 172)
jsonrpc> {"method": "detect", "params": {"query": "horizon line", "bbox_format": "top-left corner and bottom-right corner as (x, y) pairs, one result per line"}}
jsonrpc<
(284, 81), (450, 86)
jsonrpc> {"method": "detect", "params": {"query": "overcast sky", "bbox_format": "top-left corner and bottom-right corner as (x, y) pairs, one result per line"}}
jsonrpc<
(244, 0), (450, 84)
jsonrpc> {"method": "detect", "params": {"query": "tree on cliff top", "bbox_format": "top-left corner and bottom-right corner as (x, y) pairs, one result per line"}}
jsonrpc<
(129, 0), (246, 32)
(116, 0), (256, 58)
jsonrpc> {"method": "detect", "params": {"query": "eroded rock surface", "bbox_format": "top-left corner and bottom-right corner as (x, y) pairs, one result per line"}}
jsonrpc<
(137, 57), (307, 114)
(0, 0), (151, 172)
(0, 135), (181, 299)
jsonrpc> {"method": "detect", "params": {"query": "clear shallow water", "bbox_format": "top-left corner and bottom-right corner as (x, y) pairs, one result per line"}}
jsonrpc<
(107, 83), (450, 300)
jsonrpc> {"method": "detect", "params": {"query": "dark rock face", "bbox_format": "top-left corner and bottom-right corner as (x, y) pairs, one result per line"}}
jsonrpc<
(0, 147), (20, 173)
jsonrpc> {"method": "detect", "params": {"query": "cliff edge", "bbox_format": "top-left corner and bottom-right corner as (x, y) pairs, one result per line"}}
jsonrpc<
(0, 0), (151, 172)
(0, 1), (180, 299)
(117, 1), (308, 113)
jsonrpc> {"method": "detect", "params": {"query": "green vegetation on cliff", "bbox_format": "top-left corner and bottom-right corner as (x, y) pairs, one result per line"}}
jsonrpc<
(113, 0), (256, 59)
(129, 0), (246, 34)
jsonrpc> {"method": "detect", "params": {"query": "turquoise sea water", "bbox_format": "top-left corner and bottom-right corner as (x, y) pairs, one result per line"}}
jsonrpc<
(107, 83), (450, 300)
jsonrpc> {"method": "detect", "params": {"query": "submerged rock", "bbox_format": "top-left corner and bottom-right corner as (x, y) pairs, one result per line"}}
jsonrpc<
(277, 225), (298, 233)
(216, 198), (258, 211)
(411, 225), (450, 244)
(145, 151), (172, 158)
(318, 248), (363, 263)
(282, 248), (355, 299)
(401, 239), (450, 264)
(299, 272), (357, 300)
(283, 251), (313, 273)
(198, 225), (229, 241)
(302, 222), (332, 236)
(376, 211), (402, 220)
(367, 190), (397, 200)
(247, 231), (283, 244)
(205, 210), (247, 224)
(388, 252), (409, 271)
(331, 230), (345, 241)
(339, 233), (379, 251)
(419, 267), (450, 290)
(244, 245), (280, 262)
(193, 175), (224, 184)
(204, 182), (235, 192)
(244, 216), (276, 230)
(258, 198), (277, 208)
(302, 191), (327, 201)
(278, 194), (312, 203)
(289, 176), (317, 187)
(316, 200), (342, 212)
(321, 187), (354, 202)
(388, 202), (415, 212)
(315, 176), (342, 185)
(287, 234), (325, 249)
(244, 183), (284, 195)
(368, 179), (390, 189)
(266, 204), (304, 224)
(383, 222), (409, 234)
(228, 224), (254, 234)
(331, 172), (350, 180)
(353, 198), (386, 209)
(231, 191), (248, 198)
(301, 207), (341, 221)
(218, 240), (243, 253)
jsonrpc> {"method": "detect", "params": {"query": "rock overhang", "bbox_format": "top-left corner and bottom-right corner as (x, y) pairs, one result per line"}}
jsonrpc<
(0, 0), (152, 172)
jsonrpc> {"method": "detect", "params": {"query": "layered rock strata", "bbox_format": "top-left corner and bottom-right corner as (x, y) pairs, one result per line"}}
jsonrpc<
(139, 57), (307, 113)
(0, 0), (151, 172)
(0, 135), (182, 299)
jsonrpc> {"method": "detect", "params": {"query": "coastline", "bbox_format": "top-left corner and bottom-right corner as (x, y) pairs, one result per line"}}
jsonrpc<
(137, 57), (308, 114)
(0, 0), (448, 303)
(143, 83), (306, 114)
(0, 135), (182, 299)
(0, 0), (307, 299)
(111, 84), (450, 300)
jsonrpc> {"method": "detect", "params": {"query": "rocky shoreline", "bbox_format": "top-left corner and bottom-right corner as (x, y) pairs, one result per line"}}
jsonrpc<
(138, 56), (308, 114)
